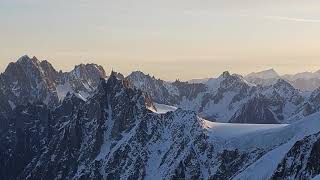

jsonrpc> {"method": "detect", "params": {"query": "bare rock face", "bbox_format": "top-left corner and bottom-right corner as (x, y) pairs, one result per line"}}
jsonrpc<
(126, 71), (207, 105)
(229, 95), (279, 124)
(67, 63), (107, 93)
(0, 55), (107, 111)
(0, 103), (53, 180)
(2, 56), (60, 108)
(272, 132), (320, 179)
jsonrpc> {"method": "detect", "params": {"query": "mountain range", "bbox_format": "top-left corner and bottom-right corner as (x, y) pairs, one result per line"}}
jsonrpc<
(246, 68), (320, 91)
(190, 68), (320, 92)
(1, 55), (320, 179)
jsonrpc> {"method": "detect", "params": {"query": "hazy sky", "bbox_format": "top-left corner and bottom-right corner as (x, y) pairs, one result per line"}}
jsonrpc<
(1, 0), (320, 80)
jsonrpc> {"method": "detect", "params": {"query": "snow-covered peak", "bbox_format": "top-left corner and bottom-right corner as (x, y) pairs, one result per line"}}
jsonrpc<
(218, 71), (253, 90)
(261, 78), (301, 100)
(246, 68), (280, 80)
(282, 71), (316, 81)
(205, 71), (247, 90)
(217, 71), (248, 83)
(206, 71), (249, 91)
(206, 77), (222, 91)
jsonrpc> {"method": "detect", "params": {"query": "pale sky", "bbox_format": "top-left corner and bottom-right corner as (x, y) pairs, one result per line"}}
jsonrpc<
(1, 0), (320, 80)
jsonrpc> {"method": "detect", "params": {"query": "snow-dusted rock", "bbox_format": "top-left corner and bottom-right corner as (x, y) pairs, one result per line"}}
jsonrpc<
(1, 70), (320, 179)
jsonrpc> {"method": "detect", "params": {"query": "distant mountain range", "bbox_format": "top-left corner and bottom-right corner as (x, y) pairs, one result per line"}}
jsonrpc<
(2, 56), (320, 125)
(190, 68), (320, 91)
(245, 68), (320, 91)
(128, 70), (320, 124)
(1, 55), (320, 179)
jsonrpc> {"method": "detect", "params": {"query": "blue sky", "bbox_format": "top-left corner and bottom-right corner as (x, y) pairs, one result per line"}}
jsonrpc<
(1, 0), (320, 80)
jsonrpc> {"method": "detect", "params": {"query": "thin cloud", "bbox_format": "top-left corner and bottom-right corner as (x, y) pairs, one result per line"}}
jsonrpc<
(263, 15), (320, 23)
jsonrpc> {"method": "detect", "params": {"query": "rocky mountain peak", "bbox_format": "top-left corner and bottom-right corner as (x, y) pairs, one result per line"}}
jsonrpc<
(107, 71), (155, 110)
(110, 70), (123, 79)
(3, 55), (48, 92)
(106, 71), (123, 87)
(273, 78), (296, 92)
(0, 56), (110, 110)
(246, 68), (280, 79)
(9, 55), (45, 80)
(39, 59), (55, 70)
(218, 71), (250, 91)
(218, 71), (247, 83)
(16, 55), (40, 66)
(229, 94), (279, 124)
(16, 55), (30, 62)
(127, 71), (155, 82)
(95, 71), (130, 99)
(221, 71), (231, 78)
(72, 63), (106, 79)
(309, 87), (320, 109)
(39, 60), (60, 82)
(130, 70), (146, 76)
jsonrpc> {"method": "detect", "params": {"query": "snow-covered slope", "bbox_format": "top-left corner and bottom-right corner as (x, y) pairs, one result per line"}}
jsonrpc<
(204, 121), (288, 140)
(152, 103), (177, 114)
(283, 71), (320, 81)
(125, 71), (180, 104)
(246, 68), (280, 80)
(232, 112), (320, 179)
(287, 78), (320, 91)
(127, 70), (312, 124)
(171, 71), (256, 122)
(281, 71), (320, 91)
(188, 78), (210, 84)
(244, 69), (320, 91)
(245, 69), (280, 86)
(1, 70), (320, 180)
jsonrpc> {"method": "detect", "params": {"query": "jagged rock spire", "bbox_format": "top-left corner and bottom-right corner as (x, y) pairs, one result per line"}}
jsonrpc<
(221, 71), (231, 78)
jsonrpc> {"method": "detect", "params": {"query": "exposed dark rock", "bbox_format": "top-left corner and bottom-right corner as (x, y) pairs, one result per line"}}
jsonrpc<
(272, 132), (320, 180)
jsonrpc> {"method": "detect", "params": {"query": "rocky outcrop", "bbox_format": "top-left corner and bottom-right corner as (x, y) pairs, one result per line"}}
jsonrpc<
(229, 95), (279, 124)
(272, 132), (320, 179)
(0, 55), (106, 110)
(126, 71), (206, 105)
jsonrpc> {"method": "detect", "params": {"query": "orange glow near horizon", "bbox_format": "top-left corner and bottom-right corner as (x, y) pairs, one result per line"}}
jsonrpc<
(1, 0), (320, 80)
